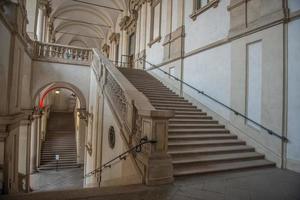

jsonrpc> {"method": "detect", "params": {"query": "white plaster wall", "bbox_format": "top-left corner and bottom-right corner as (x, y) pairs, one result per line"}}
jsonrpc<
(0, 21), (11, 114)
(145, 0), (168, 64)
(20, 52), (33, 109)
(289, 0), (300, 12)
(101, 97), (142, 187)
(287, 18), (300, 172)
(84, 70), (99, 187)
(26, 0), (37, 38)
(31, 61), (90, 105)
(172, 0), (179, 32)
(229, 24), (284, 165)
(52, 89), (73, 111)
(184, 0), (230, 53)
(183, 44), (232, 119)
(18, 125), (28, 175)
(246, 41), (262, 128)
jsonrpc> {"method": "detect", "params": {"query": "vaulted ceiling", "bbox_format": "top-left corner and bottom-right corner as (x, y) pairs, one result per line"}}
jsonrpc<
(49, 0), (128, 48)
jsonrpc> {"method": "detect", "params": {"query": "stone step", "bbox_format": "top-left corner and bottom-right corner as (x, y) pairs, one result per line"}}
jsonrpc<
(136, 87), (171, 92)
(169, 145), (255, 156)
(168, 139), (245, 148)
(157, 107), (200, 112)
(168, 133), (237, 141)
(148, 96), (185, 101)
(145, 94), (179, 99)
(150, 100), (190, 105)
(172, 152), (264, 166)
(169, 128), (229, 134)
(41, 159), (77, 164)
(41, 156), (77, 160)
(142, 90), (176, 95)
(42, 151), (77, 154)
(169, 124), (225, 129)
(173, 159), (275, 176)
(172, 115), (213, 120)
(39, 164), (80, 170)
(174, 111), (207, 115)
(152, 103), (195, 108)
(42, 146), (77, 150)
(169, 119), (218, 124)
(43, 143), (76, 146)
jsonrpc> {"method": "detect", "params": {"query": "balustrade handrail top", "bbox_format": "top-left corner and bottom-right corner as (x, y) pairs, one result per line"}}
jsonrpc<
(35, 41), (93, 51)
(137, 57), (288, 142)
(93, 49), (159, 116)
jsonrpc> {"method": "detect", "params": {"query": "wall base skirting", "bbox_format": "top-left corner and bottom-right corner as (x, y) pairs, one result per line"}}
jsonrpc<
(286, 158), (300, 173)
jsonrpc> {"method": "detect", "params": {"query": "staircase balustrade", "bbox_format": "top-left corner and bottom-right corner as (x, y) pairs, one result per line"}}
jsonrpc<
(33, 42), (93, 66)
(91, 49), (175, 185)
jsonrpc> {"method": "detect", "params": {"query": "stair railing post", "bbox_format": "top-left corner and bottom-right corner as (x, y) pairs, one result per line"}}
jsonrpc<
(139, 110), (174, 185)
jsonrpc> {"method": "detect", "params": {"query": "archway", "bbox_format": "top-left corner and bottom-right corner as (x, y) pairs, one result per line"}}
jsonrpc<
(29, 82), (87, 192)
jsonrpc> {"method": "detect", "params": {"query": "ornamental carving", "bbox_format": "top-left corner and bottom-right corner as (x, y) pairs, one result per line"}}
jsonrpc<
(128, 0), (153, 13)
(119, 11), (138, 34)
(109, 32), (120, 44)
(102, 43), (110, 56)
(132, 107), (142, 143)
(106, 72), (129, 122)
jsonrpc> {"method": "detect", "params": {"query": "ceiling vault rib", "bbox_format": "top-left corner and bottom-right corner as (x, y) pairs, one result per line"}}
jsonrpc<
(55, 31), (104, 40)
(71, 0), (124, 12)
(54, 17), (111, 28)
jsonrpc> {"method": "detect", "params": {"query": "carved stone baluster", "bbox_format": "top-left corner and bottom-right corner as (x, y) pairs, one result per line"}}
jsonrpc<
(47, 45), (51, 57)
(53, 46), (58, 58)
(74, 49), (78, 60)
(61, 47), (65, 59)
(43, 44), (47, 57)
(78, 49), (81, 61)
(84, 50), (88, 61)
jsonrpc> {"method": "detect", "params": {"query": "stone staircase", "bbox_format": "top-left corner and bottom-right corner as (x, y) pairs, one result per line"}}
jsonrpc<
(119, 68), (275, 176)
(39, 112), (79, 170)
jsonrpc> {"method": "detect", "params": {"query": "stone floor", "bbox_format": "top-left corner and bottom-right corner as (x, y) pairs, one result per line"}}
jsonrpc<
(30, 167), (83, 191)
(2, 168), (300, 200)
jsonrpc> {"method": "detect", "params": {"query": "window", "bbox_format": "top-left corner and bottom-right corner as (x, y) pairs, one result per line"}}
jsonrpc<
(149, 0), (162, 47)
(190, 0), (219, 21)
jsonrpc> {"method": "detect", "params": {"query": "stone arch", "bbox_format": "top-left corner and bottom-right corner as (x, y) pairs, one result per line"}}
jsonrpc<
(33, 81), (87, 109)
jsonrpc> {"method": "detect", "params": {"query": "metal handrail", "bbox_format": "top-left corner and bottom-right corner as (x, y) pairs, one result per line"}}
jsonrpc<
(84, 137), (156, 178)
(137, 58), (288, 142)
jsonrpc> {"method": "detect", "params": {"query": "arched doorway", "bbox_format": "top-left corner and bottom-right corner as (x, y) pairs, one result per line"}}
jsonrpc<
(29, 82), (88, 191)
